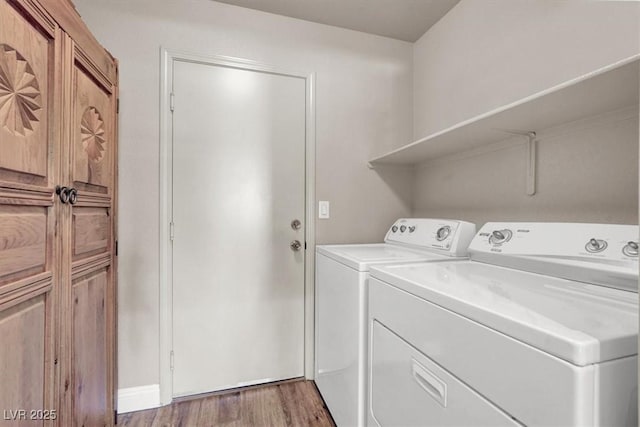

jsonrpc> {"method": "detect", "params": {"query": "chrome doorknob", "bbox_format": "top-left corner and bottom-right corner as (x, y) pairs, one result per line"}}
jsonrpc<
(290, 240), (302, 251)
(291, 219), (302, 230)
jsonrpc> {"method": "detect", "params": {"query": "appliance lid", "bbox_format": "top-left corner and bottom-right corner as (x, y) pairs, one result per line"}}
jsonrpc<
(316, 243), (455, 271)
(370, 261), (638, 366)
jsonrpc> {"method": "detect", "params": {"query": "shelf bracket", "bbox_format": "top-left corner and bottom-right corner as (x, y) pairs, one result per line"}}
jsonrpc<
(525, 132), (537, 196)
(495, 128), (537, 196)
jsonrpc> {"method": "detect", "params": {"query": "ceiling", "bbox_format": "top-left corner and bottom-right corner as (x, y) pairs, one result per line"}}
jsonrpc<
(213, 0), (460, 42)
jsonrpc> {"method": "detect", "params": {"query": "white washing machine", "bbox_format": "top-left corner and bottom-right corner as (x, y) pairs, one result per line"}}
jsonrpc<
(368, 222), (638, 427)
(315, 218), (476, 427)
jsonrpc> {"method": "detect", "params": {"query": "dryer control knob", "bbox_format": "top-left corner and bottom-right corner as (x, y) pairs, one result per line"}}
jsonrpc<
(436, 226), (451, 241)
(391, 226), (398, 233)
(585, 238), (607, 253)
(408, 226), (416, 233)
(400, 225), (407, 233)
(623, 241), (638, 257)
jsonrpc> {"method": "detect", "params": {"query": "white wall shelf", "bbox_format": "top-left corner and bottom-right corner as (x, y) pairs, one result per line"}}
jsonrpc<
(369, 56), (639, 167)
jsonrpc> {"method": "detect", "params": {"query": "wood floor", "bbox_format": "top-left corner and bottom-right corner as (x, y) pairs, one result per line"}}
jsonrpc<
(117, 380), (336, 427)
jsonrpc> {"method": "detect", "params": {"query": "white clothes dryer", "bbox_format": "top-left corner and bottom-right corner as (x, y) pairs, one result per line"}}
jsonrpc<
(368, 222), (638, 427)
(315, 218), (476, 427)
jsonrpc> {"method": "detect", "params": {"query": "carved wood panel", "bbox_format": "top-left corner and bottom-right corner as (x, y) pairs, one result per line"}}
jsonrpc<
(72, 66), (112, 194)
(0, 0), (51, 186)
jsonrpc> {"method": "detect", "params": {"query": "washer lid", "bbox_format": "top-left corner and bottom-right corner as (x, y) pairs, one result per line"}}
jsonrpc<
(370, 261), (638, 366)
(316, 243), (455, 271)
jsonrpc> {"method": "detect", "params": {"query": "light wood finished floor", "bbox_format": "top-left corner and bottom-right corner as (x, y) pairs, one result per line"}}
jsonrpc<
(117, 380), (335, 427)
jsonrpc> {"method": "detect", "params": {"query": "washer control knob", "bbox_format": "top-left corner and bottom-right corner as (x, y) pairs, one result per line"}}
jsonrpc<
(585, 238), (607, 253)
(436, 226), (451, 241)
(489, 229), (512, 245)
(623, 241), (638, 257)
(408, 226), (416, 233)
(391, 225), (398, 233)
(400, 225), (407, 233)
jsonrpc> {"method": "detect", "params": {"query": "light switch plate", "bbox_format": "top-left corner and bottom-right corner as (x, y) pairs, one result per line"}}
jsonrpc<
(318, 201), (330, 219)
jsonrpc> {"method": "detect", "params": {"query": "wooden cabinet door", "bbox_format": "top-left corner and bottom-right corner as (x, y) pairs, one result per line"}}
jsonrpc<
(58, 36), (117, 427)
(0, 0), (60, 425)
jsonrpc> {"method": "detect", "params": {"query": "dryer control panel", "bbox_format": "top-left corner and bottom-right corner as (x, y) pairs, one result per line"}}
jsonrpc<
(384, 218), (476, 257)
(469, 222), (639, 292)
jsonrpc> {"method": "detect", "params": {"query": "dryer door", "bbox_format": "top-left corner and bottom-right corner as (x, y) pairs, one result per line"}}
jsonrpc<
(369, 321), (521, 427)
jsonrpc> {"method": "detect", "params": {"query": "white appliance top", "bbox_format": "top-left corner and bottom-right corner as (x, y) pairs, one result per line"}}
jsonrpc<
(369, 222), (639, 366)
(316, 219), (476, 271)
(316, 243), (449, 272)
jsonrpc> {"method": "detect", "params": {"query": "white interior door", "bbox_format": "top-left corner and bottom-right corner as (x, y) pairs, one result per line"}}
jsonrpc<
(171, 59), (306, 397)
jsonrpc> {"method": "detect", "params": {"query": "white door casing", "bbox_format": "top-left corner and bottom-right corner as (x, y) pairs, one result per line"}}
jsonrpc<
(159, 50), (316, 402)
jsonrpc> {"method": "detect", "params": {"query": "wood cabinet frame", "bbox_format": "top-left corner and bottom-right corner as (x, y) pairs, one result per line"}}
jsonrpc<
(0, 0), (118, 425)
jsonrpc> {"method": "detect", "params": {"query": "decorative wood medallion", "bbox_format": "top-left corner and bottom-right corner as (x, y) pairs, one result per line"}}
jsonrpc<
(0, 44), (42, 136)
(81, 106), (106, 162)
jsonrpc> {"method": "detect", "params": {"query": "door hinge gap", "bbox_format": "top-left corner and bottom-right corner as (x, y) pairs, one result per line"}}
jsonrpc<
(115, 240), (118, 256)
(170, 350), (175, 371)
(116, 98), (120, 114)
(170, 92), (175, 112)
(170, 222), (175, 241)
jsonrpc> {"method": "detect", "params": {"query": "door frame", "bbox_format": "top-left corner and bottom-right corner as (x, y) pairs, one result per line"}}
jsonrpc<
(159, 48), (316, 404)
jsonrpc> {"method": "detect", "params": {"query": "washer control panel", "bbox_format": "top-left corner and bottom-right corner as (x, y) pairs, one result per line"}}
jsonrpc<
(469, 222), (639, 291)
(385, 218), (476, 257)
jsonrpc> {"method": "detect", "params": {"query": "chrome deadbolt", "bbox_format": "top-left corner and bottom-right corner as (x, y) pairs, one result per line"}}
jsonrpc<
(290, 240), (302, 251)
(291, 219), (302, 230)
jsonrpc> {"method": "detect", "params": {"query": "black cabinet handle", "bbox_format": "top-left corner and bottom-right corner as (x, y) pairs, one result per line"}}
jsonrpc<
(55, 186), (70, 204)
(69, 188), (78, 205)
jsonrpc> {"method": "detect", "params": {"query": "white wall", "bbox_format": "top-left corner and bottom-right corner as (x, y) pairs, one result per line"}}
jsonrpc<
(412, 0), (639, 227)
(413, 0), (639, 139)
(414, 108), (639, 226)
(73, 0), (414, 390)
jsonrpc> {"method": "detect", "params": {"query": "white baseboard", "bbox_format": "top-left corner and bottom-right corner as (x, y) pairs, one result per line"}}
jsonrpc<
(117, 384), (161, 414)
